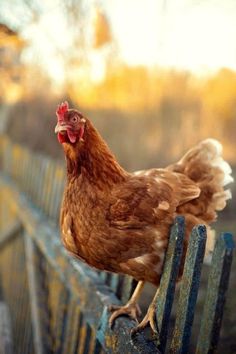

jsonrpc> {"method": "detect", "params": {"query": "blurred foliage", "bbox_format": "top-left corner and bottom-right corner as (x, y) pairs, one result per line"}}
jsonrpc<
(93, 7), (112, 48)
(0, 24), (25, 103)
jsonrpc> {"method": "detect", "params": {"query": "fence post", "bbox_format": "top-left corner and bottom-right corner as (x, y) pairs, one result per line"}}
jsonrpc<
(196, 233), (235, 354)
(156, 216), (184, 352)
(24, 234), (43, 354)
(170, 225), (206, 353)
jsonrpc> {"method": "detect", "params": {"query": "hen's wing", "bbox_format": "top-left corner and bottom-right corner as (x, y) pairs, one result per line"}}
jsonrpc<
(102, 169), (200, 283)
(108, 168), (200, 230)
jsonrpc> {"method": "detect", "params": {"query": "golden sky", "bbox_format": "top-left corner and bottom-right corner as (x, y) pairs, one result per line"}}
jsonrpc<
(18, 0), (236, 83)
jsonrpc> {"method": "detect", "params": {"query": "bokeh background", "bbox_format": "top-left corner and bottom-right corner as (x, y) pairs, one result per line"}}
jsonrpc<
(0, 0), (235, 351)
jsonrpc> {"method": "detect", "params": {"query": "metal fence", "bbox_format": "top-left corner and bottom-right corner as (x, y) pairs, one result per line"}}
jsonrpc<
(0, 136), (234, 354)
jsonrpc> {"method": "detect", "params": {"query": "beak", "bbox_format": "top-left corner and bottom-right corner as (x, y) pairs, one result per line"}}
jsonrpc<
(55, 122), (69, 133)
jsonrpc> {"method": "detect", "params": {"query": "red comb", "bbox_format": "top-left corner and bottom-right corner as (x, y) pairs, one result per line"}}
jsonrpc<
(56, 101), (69, 117)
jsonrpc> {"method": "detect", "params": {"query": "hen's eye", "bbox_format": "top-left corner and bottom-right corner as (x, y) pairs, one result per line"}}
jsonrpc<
(71, 116), (78, 123)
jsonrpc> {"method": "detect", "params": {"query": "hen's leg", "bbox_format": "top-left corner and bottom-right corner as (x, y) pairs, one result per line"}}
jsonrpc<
(131, 287), (160, 336)
(109, 281), (144, 327)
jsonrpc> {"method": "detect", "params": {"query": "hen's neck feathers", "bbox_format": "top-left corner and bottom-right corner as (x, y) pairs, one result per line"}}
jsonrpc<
(63, 120), (127, 187)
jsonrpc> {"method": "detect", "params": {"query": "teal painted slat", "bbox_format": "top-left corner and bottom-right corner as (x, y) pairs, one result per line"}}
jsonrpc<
(34, 156), (44, 208)
(0, 302), (13, 354)
(38, 158), (49, 211)
(196, 233), (235, 354)
(24, 234), (44, 354)
(48, 162), (58, 219)
(54, 284), (70, 354)
(62, 297), (80, 354)
(44, 162), (55, 217)
(23, 150), (31, 196)
(170, 225), (206, 354)
(28, 154), (35, 199)
(120, 276), (137, 304)
(43, 159), (53, 215)
(156, 216), (185, 352)
(54, 169), (65, 221)
(110, 274), (119, 293)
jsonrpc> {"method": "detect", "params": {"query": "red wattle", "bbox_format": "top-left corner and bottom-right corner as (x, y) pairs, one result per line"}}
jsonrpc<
(58, 133), (66, 144)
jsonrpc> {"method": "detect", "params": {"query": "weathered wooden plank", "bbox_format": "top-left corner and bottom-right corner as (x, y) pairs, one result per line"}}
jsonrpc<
(0, 225), (35, 354)
(30, 157), (38, 203)
(34, 156), (44, 208)
(78, 322), (91, 354)
(24, 234), (43, 354)
(23, 150), (32, 196)
(48, 161), (62, 220)
(156, 216), (185, 352)
(53, 166), (65, 221)
(44, 162), (55, 217)
(170, 225), (206, 354)
(54, 279), (70, 353)
(110, 274), (119, 293)
(196, 233), (235, 354)
(35, 250), (56, 353)
(120, 277), (137, 304)
(62, 297), (81, 354)
(0, 222), (22, 250)
(27, 154), (35, 199)
(96, 307), (160, 354)
(0, 302), (13, 354)
(40, 158), (51, 214)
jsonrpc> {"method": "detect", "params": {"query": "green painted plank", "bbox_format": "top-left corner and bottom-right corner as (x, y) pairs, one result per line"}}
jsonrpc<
(170, 225), (206, 354)
(62, 297), (80, 354)
(24, 235), (44, 354)
(0, 222), (22, 249)
(0, 302), (13, 354)
(196, 233), (235, 354)
(156, 216), (185, 352)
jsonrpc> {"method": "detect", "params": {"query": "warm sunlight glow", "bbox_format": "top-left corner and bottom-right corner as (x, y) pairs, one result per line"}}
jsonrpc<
(19, 0), (236, 84)
(104, 0), (236, 73)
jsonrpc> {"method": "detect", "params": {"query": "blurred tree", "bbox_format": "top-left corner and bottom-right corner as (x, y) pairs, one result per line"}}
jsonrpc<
(0, 23), (25, 103)
(0, 0), (41, 32)
(93, 7), (112, 48)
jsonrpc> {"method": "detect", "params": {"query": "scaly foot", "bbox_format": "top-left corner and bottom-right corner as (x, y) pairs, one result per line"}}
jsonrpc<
(130, 303), (158, 337)
(109, 302), (142, 328)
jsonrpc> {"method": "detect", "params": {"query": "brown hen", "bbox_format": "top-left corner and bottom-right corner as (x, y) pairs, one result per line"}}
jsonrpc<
(55, 101), (233, 334)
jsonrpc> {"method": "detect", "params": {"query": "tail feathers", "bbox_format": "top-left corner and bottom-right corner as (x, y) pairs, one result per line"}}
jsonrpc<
(171, 138), (234, 223)
(202, 139), (233, 188)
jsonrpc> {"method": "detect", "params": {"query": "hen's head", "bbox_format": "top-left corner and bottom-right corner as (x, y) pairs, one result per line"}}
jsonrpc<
(55, 101), (86, 144)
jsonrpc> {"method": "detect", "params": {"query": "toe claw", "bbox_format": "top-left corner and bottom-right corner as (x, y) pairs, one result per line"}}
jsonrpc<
(109, 308), (123, 328)
(108, 304), (120, 312)
(130, 305), (159, 336)
(108, 302), (141, 329)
